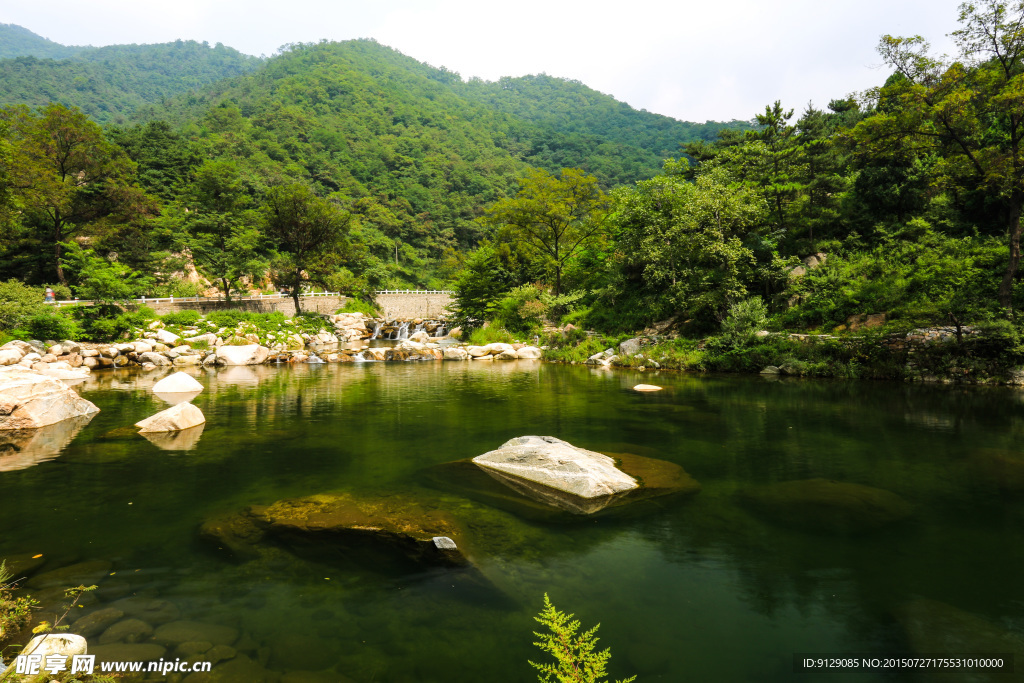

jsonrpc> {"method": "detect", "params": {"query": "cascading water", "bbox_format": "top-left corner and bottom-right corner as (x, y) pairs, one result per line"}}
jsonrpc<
(433, 324), (446, 338)
(396, 321), (410, 340)
(369, 321), (381, 340)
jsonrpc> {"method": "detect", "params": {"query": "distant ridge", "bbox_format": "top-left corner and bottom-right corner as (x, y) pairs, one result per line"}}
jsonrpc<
(0, 23), (89, 59)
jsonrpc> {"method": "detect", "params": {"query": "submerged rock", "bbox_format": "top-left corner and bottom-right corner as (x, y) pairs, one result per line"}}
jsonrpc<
(140, 423), (205, 450)
(737, 478), (913, 534)
(200, 492), (468, 568)
(893, 598), (1022, 682)
(135, 402), (206, 433)
(473, 436), (639, 499)
(27, 559), (112, 589)
(0, 366), (100, 429)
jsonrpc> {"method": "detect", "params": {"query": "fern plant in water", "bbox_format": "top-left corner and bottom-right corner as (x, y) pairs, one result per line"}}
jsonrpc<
(530, 594), (637, 683)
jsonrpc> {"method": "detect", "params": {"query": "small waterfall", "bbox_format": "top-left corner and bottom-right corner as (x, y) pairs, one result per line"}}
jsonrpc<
(396, 321), (410, 340)
(369, 321), (381, 340)
(354, 351), (368, 362)
(433, 323), (446, 338)
(413, 323), (425, 334)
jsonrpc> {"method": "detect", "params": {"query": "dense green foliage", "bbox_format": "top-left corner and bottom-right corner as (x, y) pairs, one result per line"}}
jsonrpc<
(0, 31), (261, 124)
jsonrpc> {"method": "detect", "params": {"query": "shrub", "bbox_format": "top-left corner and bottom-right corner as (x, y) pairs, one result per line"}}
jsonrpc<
(25, 309), (81, 341)
(337, 298), (380, 317)
(0, 561), (37, 646)
(529, 594), (636, 683)
(0, 279), (44, 331)
(720, 296), (769, 340)
(467, 327), (517, 345)
(205, 309), (255, 328)
(161, 310), (202, 326)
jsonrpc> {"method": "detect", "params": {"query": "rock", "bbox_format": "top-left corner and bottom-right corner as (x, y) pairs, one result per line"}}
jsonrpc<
(473, 436), (639, 500)
(483, 343), (515, 356)
(0, 348), (24, 366)
(89, 643), (166, 665)
(737, 478), (913, 534)
(27, 559), (112, 589)
(207, 492), (469, 568)
(270, 632), (342, 671)
(139, 352), (172, 367)
(152, 371), (204, 394)
(760, 365), (781, 374)
(516, 345), (542, 359)
(107, 597), (180, 625)
(0, 367), (100, 429)
(98, 617), (154, 645)
(465, 345), (488, 358)
(176, 640), (213, 657)
(206, 644), (237, 666)
(155, 328), (181, 345)
(1, 634), (87, 677)
(184, 333), (218, 346)
(136, 402), (206, 433)
(443, 347), (468, 361)
(153, 621), (238, 647)
(409, 330), (431, 343)
(71, 607), (125, 638)
(132, 341), (155, 354)
(893, 598), (1023, 683)
(619, 337), (643, 356)
(633, 384), (662, 392)
(215, 344), (270, 366)
(494, 349), (518, 360)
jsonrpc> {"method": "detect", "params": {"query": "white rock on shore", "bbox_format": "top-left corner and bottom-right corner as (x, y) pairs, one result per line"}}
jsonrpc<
(214, 345), (270, 366)
(0, 366), (100, 429)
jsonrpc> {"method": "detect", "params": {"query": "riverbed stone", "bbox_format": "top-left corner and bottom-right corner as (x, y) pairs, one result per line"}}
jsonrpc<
(70, 607), (125, 638)
(215, 344), (270, 366)
(140, 423), (205, 450)
(893, 598), (1023, 682)
(0, 348), (23, 366)
(98, 617), (154, 644)
(0, 367), (100, 429)
(516, 345), (542, 359)
(152, 371), (204, 394)
(136, 402), (206, 433)
(0, 552), (46, 579)
(737, 478), (913, 534)
(28, 559), (112, 589)
(0, 415), (95, 472)
(90, 643), (167, 665)
(473, 436), (639, 500)
(139, 351), (172, 367)
(154, 620), (238, 647)
(108, 597), (181, 624)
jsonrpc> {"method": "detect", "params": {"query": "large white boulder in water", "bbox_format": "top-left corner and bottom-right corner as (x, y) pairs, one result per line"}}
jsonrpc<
(135, 402), (206, 433)
(0, 366), (100, 429)
(473, 436), (639, 499)
(1, 633), (88, 678)
(215, 344), (270, 366)
(152, 371), (204, 394)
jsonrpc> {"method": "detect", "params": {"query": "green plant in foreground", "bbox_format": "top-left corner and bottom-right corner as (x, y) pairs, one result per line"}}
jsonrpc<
(0, 561), (37, 646)
(530, 594), (636, 683)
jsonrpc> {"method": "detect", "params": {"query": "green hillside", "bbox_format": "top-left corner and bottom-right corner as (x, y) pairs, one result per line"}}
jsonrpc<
(0, 34), (262, 123)
(0, 23), (86, 59)
(457, 74), (751, 184)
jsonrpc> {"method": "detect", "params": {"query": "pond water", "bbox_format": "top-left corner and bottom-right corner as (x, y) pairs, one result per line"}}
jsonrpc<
(3, 361), (1024, 682)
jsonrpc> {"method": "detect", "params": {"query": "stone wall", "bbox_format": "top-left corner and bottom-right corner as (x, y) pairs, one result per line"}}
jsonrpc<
(374, 292), (454, 320)
(142, 295), (347, 317)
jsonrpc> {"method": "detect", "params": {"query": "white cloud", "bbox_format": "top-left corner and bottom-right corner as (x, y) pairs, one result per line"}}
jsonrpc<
(0, 0), (965, 121)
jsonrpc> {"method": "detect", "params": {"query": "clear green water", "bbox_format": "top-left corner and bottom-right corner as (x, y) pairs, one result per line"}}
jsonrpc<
(3, 362), (1024, 682)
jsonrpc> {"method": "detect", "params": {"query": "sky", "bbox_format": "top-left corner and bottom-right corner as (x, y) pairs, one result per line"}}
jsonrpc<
(0, 0), (965, 122)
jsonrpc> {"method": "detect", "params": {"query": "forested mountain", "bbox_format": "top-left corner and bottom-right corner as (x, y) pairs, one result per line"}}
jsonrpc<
(457, 74), (750, 184)
(0, 31), (262, 124)
(0, 24), (86, 59)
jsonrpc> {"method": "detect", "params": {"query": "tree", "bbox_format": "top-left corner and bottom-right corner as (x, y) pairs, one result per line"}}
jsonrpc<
(261, 183), (350, 314)
(488, 168), (608, 295)
(609, 163), (769, 325)
(183, 160), (267, 301)
(850, 1), (1024, 310)
(2, 104), (149, 285)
